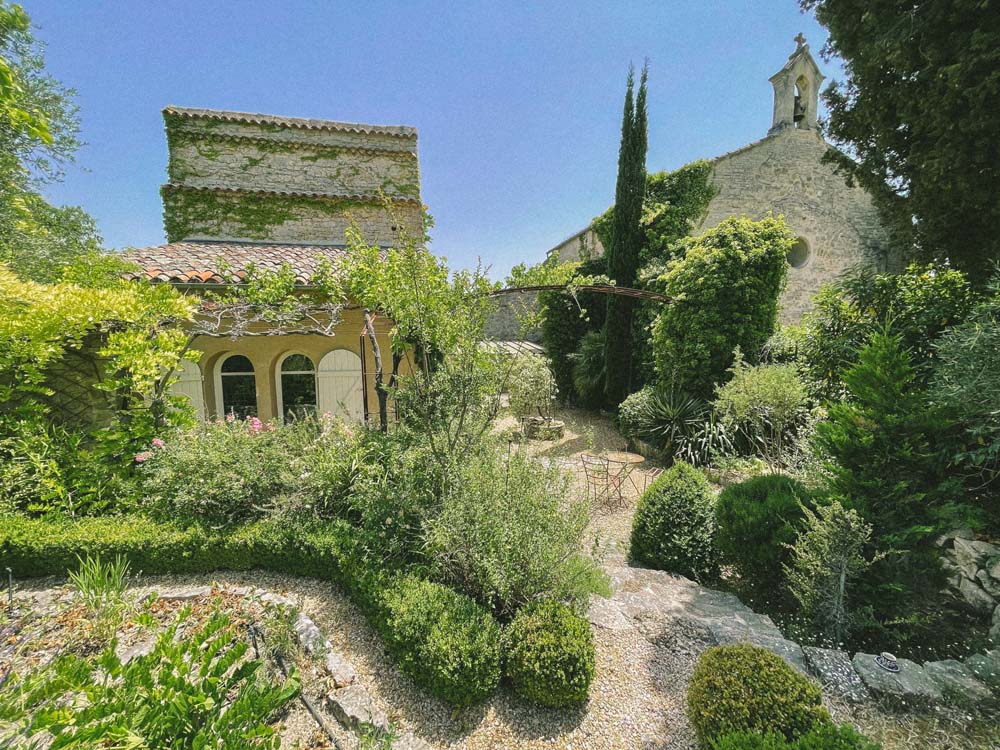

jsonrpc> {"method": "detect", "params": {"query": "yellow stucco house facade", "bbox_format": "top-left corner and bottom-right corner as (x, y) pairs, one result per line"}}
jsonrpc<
(124, 107), (423, 423)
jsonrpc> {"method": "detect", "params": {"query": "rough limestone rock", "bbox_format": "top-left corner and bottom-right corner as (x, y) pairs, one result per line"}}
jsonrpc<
(851, 653), (942, 707)
(323, 651), (358, 688)
(293, 613), (327, 656)
(587, 595), (635, 631)
(160, 585), (212, 601)
(115, 639), (154, 665)
(326, 684), (389, 734)
(987, 555), (1000, 583)
(965, 651), (1000, 691)
(958, 577), (996, 615)
(259, 591), (296, 609)
(976, 569), (1000, 598)
(802, 646), (870, 703)
(952, 538), (997, 580)
(923, 659), (994, 708)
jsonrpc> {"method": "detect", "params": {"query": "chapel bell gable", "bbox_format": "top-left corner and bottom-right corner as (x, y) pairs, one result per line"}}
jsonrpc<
(768, 33), (826, 134)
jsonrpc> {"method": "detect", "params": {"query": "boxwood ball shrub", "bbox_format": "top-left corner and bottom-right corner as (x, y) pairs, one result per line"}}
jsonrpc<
(715, 474), (812, 599)
(712, 725), (880, 750)
(505, 600), (596, 707)
(379, 575), (503, 707)
(687, 643), (829, 747)
(630, 461), (718, 582)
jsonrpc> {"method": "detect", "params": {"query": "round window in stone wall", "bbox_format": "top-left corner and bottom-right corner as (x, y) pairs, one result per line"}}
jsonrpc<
(787, 237), (810, 268)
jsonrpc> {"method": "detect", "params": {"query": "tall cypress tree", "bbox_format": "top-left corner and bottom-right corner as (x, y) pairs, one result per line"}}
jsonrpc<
(603, 63), (648, 405)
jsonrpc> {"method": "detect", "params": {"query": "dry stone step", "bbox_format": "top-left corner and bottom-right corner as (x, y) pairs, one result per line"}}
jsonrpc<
(922, 659), (995, 708)
(587, 595), (635, 631)
(326, 684), (389, 735)
(851, 653), (942, 708)
(323, 650), (359, 688)
(802, 646), (871, 704)
(293, 612), (327, 656)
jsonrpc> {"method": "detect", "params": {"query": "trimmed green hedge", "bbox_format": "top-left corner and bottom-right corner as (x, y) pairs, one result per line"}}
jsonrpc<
(0, 515), (499, 707)
(0, 514), (361, 583)
(505, 600), (596, 707)
(712, 725), (880, 750)
(687, 643), (829, 747)
(630, 461), (718, 582)
(378, 575), (502, 706)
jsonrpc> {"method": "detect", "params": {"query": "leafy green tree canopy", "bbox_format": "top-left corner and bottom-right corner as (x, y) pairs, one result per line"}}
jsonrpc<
(0, 0), (101, 282)
(801, 0), (1000, 280)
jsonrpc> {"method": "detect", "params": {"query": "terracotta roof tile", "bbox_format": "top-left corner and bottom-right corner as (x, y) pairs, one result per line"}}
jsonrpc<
(122, 240), (352, 285)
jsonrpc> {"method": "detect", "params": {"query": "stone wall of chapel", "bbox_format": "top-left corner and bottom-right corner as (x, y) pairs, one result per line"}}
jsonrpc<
(698, 127), (892, 323)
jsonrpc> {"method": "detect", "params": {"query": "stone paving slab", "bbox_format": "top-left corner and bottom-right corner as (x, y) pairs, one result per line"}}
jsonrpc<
(803, 646), (871, 704)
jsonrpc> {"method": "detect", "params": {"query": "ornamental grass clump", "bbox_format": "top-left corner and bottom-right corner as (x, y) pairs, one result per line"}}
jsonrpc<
(505, 600), (596, 707)
(687, 643), (829, 747)
(630, 461), (718, 582)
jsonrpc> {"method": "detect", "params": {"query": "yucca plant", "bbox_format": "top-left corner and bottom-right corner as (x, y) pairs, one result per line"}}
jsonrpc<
(619, 386), (712, 459)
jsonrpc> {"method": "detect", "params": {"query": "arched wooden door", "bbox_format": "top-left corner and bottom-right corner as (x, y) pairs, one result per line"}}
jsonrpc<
(317, 349), (364, 422)
(170, 359), (206, 421)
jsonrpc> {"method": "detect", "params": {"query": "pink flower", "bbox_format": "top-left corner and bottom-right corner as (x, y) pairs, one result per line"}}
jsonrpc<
(226, 412), (236, 423)
(134, 451), (153, 464)
(152, 438), (165, 448)
(247, 417), (263, 434)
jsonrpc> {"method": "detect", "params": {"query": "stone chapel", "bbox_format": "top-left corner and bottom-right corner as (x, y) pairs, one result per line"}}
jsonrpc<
(545, 36), (892, 322)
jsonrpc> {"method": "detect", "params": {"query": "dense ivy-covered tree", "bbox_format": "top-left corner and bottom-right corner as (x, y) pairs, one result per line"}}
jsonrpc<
(652, 216), (791, 399)
(603, 63), (648, 405)
(801, 0), (1000, 280)
(0, 0), (100, 282)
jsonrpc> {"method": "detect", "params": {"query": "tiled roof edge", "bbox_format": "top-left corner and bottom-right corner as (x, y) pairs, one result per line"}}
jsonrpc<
(164, 106), (417, 139)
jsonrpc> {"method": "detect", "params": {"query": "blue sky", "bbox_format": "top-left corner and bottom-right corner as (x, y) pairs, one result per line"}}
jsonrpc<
(28, 1), (837, 277)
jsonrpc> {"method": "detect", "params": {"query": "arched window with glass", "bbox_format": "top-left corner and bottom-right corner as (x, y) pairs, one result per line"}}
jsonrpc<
(277, 353), (317, 421)
(218, 354), (257, 419)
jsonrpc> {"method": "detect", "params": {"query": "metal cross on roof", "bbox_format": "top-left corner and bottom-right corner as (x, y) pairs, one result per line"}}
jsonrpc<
(794, 32), (807, 50)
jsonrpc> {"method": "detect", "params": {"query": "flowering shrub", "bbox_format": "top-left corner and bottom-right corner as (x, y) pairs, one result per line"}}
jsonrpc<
(138, 417), (339, 526)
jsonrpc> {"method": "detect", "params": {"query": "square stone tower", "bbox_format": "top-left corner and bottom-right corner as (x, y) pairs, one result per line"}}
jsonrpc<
(160, 107), (422, 246)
